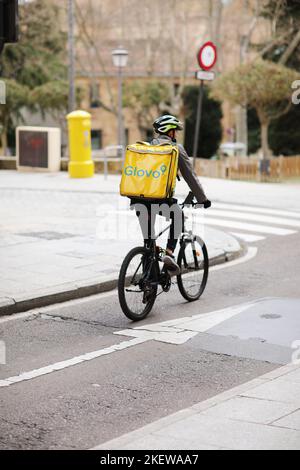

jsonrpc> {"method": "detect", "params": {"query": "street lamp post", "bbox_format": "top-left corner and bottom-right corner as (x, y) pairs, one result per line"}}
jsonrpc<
(112, 47), (128, 158)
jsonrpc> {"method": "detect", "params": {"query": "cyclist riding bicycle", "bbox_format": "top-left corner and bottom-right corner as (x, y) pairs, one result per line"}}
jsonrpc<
(131, 114), (211, 276)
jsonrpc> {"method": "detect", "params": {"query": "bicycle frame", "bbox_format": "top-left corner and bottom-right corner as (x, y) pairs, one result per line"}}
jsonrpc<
(141, 201), (199, 292)
(152, 201), (197, 247)
(119, 193), (208, 320)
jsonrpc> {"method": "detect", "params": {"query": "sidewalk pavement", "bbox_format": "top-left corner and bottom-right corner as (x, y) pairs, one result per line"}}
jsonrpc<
(0, 171), (242, 316)
(94, 362), (300, 450)
(1, 169), (300, 210)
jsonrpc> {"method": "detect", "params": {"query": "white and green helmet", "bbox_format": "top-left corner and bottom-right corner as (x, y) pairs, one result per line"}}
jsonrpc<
(153, 115), (183, 134)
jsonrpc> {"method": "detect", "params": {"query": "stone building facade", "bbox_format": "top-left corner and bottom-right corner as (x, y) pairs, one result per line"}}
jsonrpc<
(74, 0), (270, 150)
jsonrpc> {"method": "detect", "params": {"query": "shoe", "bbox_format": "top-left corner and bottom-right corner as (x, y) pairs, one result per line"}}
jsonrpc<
(162, 255), (180, 277)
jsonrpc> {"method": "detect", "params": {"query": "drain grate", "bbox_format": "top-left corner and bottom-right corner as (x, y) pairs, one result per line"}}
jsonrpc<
(18, 231), (76, 240)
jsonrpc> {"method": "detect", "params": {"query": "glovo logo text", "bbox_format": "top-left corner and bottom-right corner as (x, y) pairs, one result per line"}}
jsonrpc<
(124, 165), (167, 179)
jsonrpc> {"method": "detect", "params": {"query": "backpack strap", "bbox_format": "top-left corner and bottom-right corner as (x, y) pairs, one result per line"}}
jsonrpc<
(136, 140), (175, 148)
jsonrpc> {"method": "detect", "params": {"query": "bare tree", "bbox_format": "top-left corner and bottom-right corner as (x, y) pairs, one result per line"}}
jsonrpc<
(235, 0), (264, 155)
(256, 0), (300, 66)
(75, 0), (117, 114)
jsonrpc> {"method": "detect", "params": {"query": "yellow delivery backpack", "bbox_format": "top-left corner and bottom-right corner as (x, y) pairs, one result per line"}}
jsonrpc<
(120, 141), (179, 200)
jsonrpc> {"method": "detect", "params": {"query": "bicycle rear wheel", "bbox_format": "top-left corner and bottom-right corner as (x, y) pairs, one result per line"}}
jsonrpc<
(177, 236), (209, 301)
(118, 246), (158, 321)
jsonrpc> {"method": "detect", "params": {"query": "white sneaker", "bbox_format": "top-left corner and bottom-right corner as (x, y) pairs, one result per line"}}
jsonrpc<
(162, 255), (180, 276)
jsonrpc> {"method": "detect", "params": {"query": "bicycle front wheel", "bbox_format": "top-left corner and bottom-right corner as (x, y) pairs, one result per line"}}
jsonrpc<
(118, 247), (158, 321)
(177, 236), (209, 302)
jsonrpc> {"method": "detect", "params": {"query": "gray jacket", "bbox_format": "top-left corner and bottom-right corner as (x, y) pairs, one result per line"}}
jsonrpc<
(151, 135), (207, 204)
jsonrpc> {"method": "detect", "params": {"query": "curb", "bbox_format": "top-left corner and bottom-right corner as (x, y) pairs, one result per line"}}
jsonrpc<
(0, 243), (246, 318)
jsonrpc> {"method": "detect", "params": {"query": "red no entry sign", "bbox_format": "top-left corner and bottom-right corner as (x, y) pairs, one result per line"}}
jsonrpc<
(197, 42), (217, 71)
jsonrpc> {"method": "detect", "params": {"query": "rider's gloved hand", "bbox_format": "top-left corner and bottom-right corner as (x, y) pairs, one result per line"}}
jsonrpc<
(203, 199), (212, 209)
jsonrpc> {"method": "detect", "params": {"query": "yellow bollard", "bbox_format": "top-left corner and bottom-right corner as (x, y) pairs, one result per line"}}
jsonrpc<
(67, 110), (95, 178)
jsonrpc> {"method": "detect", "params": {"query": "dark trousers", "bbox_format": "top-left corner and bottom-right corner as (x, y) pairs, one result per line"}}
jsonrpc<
(131, 199), (184, 252)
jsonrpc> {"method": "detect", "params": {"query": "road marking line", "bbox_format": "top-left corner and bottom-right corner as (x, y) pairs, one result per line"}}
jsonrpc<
(115, 303), (253, 342)
(0, 300), (255, 388)
(213, 203), (300, 219)
(112, 205), (300, 221)
(210, 246), (257, 271)
(0, 248), (258, 325)
(0, 248), (258, 386)
(230, 232), (266, 243)
(0, 337), (145, 388)
(200, 217), (296, 236)
(208, 209), (300, 228)
(176, 247), (257, 285)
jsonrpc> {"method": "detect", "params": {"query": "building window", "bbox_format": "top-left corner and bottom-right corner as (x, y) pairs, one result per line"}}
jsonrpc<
(91, 130), (102, 150)
(90, 82), (101, 108)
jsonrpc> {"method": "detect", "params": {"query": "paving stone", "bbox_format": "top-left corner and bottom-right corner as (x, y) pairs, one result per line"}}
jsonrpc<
(241, 380), (300, 406)
(120, 434), (224, 450)
(0, 297), (15, 308)
(153, 414), (300, 450)
(272, 409), (300, 431)
(201, 396), (298, 425)
(278, 368), (300, 384)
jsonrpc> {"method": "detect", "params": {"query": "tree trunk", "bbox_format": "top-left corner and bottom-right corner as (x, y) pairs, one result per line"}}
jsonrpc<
(279, 29), (300, 65)
(236, 106), (248, 156)
(261, 121), (271, 160)
(1, 129), (8, 156)
(235, 0), (260, 157)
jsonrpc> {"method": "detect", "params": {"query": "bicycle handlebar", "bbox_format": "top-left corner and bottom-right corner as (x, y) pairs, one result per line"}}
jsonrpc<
(181, 191), (197, 207)
(181, 191), (212, 209)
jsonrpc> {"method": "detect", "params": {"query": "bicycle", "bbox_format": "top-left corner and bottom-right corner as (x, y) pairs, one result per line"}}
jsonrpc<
(118, 192), (209, 321)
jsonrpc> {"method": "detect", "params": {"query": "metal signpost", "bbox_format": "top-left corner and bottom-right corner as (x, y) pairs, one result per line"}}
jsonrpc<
(193, 42), (217, 169)
(112, 47), (129, 164)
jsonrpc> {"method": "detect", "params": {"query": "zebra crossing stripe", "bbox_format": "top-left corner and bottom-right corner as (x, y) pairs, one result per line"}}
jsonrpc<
(116, 208), (298, 238)
(213, 203), (300, 219)
(208, 209), (300, 228)
(230, 232), (266, 243)
(200, 217), (296, 236)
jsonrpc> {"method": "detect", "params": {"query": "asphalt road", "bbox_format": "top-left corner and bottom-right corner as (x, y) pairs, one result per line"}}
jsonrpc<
(0, 214), (300, 449)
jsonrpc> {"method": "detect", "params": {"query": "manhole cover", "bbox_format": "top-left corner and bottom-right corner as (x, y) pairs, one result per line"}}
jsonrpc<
(18, 232), (76, 240)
